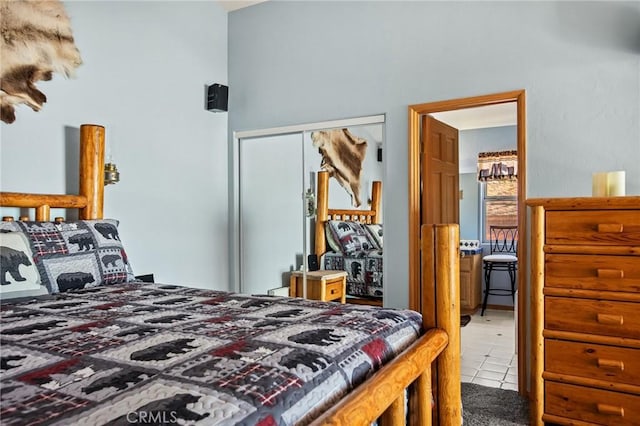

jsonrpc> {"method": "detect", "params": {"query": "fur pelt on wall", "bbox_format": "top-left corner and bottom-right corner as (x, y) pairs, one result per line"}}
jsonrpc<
(0, 0), (82, 124)
(311, 128), (368, 207)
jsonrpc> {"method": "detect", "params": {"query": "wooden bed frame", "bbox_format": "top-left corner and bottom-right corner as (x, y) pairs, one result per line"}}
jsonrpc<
(0, 125), (461, 426)
(314, 170), (384, 306)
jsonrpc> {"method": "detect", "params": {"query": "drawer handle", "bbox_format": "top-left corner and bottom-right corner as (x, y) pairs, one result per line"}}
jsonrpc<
(597, 269), (624, 279)
(597, 403), (624, 417)
(597, 223), (624, 233)
(597, 313), (624, 325)
(597, 358), (625, 371)
(330, 288), (337, 294)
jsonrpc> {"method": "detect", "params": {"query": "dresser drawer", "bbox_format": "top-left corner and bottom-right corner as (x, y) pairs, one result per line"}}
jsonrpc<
(546, 210), (640, 246)
(546, 254), (640, 293)
(546, 381), (640, 425)
(546, 297), (640, 339)
(546, 339), (640, 387)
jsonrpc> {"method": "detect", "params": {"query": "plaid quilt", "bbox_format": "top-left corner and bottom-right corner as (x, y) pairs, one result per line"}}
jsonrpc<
(0, 282), (422, 425)
(324, 250), (383, 299)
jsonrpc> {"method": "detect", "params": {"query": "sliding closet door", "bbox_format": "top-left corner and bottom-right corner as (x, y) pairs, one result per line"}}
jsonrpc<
(239, 134), (304, 295)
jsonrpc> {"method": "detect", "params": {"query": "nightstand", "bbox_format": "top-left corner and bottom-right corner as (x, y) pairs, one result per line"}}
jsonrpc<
(289, 270), (347, 303)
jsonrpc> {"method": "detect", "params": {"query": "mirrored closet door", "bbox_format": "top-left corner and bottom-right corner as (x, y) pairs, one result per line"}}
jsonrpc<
(234, 115), (385, 303)
(239, 133), (305, 296)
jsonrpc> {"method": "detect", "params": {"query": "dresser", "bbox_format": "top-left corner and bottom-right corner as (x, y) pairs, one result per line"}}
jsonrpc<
(527, 196), (640, 425)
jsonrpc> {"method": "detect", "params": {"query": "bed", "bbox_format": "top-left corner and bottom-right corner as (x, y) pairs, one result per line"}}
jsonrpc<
(315, 170), (384, 306)
(0, 124), (461, 425)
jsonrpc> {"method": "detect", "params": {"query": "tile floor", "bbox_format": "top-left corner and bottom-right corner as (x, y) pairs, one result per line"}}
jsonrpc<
(461, 308), (518, 390)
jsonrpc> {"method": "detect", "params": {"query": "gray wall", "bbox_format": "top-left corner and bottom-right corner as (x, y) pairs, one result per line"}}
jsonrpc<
(0, 1), (230, 289)
(229, 1), (640, 308)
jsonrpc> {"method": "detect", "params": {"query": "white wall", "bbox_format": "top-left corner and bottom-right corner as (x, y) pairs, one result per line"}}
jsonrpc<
(0, 1), (230, 289)
(228, 1), (640, 309)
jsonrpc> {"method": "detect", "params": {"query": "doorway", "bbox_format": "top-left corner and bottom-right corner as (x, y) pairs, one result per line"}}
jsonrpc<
(408, 90), (527, 395)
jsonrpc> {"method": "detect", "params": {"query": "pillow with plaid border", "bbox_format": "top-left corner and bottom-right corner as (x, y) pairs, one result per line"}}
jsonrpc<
(0, 219), (135, 294)
(325, 220), (377, 255)
(365, 223), (383, 250)
(0, 231), (49, 299)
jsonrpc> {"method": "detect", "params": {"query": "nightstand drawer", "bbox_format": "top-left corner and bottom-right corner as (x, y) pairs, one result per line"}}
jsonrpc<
(546, 210), (640, 246)
(545, 254), (640, 293)
(546, 381), (640, 425)
(545, 339), (640, 387)
(546, 297), (640, 340)
(325, 278), (345, 300)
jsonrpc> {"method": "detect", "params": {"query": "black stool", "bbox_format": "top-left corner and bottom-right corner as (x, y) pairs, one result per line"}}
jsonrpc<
(481, 225), (518, 316)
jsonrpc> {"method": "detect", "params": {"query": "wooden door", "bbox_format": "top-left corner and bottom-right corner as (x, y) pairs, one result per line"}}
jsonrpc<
(421, 115), (460, 225)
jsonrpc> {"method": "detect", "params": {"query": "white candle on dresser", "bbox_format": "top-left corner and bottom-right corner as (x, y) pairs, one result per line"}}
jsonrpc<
(592, 172), (608, 197)
(607, 171), (626, 196)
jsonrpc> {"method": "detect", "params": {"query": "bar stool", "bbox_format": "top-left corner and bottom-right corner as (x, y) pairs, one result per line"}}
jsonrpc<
(481, 225), (518, 316)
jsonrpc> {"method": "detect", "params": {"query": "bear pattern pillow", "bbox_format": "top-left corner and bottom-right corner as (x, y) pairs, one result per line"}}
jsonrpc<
(365, 224), (383, 250)
(326, 220), (377, 255)
(0, 231), (48, 298)
(0, 219), (135, 294)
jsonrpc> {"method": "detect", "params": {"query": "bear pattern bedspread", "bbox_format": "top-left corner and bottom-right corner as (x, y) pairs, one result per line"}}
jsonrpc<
(0, 282), (422, 425)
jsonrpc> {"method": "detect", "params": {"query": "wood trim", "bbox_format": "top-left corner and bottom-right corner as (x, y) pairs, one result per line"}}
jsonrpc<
(545, 245), (640, 256)
(542, 413), (595, 426)
(543, 330), (640, 349)
(0, 193), (87, 209)
(408, 105), (421, 312)
(542, 372), (640, 395)
(530, 205), (545, 426)
(543, 287), (640, 303)
(526, 196), (640, 210)
(408, 89), (528, 394)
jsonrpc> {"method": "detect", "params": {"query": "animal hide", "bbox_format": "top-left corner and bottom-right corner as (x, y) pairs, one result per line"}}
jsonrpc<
(0, 0), (82, 124)
(312, 128), (368, 207)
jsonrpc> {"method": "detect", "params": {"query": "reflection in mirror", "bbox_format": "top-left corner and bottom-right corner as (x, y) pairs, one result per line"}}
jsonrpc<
(303, 123), (384, 306)
(235, 115), (385, 304)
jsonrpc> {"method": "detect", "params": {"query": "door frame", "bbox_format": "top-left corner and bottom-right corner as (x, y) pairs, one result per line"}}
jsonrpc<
(408, 89), (527, 394)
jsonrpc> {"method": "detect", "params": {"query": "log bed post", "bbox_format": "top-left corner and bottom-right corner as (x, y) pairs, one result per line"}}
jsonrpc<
(371, 180), (382, 223)
(421, 223), (461, 426)
(315, 170), (329, 256)
(0, 124), (104, 220)
(79, 124), (105, 220)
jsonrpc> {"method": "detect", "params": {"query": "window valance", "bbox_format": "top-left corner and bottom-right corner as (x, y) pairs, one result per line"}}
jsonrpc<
(477, 150), (517, 182)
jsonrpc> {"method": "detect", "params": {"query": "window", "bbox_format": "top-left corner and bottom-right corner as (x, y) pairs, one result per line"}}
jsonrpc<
(480, 180), (518, 242)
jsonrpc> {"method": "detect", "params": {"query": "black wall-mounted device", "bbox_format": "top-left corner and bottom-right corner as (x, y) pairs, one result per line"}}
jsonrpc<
(308, 254), (319, 272)
(207, 84), (228, 112)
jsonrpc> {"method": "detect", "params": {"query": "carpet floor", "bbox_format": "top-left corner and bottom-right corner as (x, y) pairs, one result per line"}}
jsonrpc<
(462, 382), (529, 425)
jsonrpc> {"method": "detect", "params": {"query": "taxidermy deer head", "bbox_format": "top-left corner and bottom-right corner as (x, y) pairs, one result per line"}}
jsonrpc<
(0, 0), (82, 124)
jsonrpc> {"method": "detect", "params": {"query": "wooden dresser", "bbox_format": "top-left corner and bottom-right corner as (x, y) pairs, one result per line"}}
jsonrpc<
(527, 196), (640, 425)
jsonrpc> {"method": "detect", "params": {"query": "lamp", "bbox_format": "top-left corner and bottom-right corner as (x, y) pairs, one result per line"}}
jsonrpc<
(104, 162), (120, 185)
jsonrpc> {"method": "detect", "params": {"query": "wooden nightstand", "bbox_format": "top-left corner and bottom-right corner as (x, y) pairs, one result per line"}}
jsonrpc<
(289, 270), (347, 303)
